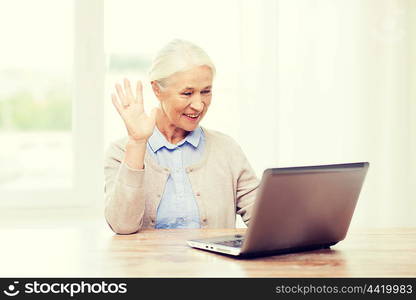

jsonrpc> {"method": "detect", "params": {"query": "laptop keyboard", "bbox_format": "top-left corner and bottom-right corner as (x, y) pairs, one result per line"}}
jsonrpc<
(215, 238), (245, 248)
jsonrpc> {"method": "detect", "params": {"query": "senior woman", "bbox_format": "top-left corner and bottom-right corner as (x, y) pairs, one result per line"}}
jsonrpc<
(104, 39), (259, 234)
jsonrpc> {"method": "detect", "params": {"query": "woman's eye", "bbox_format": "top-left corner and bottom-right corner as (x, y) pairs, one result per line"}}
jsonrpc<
(181, 90), (210, 96)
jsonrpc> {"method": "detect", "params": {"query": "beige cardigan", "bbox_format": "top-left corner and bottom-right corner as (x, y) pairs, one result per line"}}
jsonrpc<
(104, 127), (259, 234)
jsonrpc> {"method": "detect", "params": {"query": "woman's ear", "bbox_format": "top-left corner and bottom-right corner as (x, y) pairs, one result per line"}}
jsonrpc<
(151, 81), (162, 99)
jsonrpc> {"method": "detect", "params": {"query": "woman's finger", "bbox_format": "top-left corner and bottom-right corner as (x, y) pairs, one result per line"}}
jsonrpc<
(115, 83), (129, 107)
(111, 93), (122, 115)
(136, 80), (144, 104)
(124, 78), (135, 102)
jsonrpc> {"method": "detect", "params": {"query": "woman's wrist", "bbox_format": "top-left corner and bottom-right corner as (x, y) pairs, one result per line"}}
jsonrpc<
(127, 137), (148, 147)
(125, 138), (147, 170)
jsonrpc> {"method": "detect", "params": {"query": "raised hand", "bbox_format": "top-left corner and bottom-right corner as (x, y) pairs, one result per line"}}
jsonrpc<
(112, 79), (159, 143)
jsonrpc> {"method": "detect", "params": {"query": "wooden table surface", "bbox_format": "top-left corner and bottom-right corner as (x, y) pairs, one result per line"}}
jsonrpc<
(1, 226), (415, 277)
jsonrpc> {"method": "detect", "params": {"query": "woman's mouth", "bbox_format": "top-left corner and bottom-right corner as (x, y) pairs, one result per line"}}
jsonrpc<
(183, 113), (200, 122)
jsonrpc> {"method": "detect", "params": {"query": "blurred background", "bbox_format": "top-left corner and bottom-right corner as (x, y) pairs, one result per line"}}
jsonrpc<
(0, 0), (414, 229)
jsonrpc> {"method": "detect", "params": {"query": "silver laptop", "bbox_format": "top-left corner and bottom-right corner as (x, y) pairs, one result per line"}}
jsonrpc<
(187, 162), (369, 257)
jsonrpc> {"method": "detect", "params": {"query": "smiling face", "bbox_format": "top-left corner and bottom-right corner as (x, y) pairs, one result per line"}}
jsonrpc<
(152, 65), (213, 137)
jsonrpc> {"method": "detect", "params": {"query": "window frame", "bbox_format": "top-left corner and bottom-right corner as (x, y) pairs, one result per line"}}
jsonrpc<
(0, 0), (105, 208)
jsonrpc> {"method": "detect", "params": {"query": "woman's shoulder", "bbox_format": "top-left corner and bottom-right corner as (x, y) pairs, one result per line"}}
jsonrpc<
(201, 127), (250, 171)
(201, 127), (242, 151)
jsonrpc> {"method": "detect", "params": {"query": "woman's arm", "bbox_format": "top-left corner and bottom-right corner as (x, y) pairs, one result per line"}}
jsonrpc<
(125, 139), (147, 169)
(104, 139), (147, 234)
(233, 144), (260, 226)
(105, 79), (158, 234)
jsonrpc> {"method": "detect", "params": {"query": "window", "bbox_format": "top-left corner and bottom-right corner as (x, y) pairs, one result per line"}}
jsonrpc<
(0, 1), (72, 192)
(0, 0), (104, 207)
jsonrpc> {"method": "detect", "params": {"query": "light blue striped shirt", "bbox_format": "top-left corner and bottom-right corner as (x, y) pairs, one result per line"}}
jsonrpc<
(147, 126), (205, 229)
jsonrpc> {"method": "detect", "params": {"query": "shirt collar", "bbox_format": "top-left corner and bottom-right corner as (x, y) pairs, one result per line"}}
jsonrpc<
(148, 126), (203, 153)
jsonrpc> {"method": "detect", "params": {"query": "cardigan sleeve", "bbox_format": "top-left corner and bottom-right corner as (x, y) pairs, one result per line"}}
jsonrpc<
(104, 139), (146, 234)
(234, 145), (260, 226)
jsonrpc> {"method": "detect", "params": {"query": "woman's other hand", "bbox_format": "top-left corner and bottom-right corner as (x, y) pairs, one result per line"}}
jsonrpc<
(112, 79), (159, 143)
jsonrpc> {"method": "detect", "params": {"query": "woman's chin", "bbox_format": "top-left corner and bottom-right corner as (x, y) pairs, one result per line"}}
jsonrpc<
(180, 121), (200, 131)
(180, 116), (202, 131)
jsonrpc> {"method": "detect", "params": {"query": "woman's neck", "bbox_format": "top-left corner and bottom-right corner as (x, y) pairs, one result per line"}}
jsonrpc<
(155, 112), (188, 144)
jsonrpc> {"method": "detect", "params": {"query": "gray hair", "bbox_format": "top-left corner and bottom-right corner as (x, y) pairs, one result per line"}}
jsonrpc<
(148, 39), (216, 88)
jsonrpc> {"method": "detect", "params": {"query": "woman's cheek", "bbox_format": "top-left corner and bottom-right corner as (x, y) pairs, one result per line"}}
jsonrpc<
(204, 102), (211, 113)
(177, 109), (185, 121)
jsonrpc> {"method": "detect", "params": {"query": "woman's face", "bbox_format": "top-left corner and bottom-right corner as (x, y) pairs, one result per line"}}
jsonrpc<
(153, 65), (213, 132)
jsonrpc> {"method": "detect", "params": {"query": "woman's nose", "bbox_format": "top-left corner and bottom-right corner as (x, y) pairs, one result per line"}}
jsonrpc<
(190, 96), (204, 111)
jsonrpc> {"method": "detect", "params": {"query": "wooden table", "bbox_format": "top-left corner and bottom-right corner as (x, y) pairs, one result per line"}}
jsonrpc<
(1, 226), (415, 277)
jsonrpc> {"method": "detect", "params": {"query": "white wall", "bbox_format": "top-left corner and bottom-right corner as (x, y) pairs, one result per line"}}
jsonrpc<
(270, 0), (415, 227)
